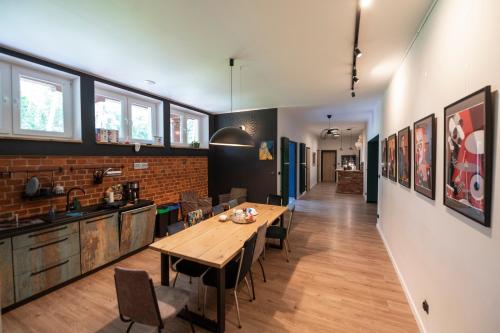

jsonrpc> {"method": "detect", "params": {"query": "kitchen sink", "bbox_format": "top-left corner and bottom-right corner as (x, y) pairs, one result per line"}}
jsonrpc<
(41, 203), (124, 223)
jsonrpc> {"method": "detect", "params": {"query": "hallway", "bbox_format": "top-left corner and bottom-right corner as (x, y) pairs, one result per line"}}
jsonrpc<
(3, 183), (417, 333)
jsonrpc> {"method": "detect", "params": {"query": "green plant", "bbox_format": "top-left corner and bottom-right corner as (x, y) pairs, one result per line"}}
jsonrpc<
(191, 141), (200, 148)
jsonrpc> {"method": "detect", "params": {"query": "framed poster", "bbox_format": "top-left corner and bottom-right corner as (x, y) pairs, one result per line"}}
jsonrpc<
(387, 134), (397, 182)
(381, 138), (388, 177)
(398, 127), (411, 188)
(444, 86), (492, 227)
(259, 140), (274, 160)
(414, 114), (436, 199)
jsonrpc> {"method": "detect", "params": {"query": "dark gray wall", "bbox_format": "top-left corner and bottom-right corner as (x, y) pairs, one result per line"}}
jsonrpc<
(208, 109), (278, 204)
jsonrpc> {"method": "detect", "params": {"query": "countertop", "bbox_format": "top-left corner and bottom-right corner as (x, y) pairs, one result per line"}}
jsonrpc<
(0, 199), (155, 240)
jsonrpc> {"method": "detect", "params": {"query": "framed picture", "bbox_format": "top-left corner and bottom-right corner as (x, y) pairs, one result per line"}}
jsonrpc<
(398, 127), (411, 188)
(387, 134), (397, 182)
(312, 152), (316, 166)
(381, 138), (388, 177)
(444, 86), (492, 227)
(414, 114), (436, 199)
(259, 140), (274, 160)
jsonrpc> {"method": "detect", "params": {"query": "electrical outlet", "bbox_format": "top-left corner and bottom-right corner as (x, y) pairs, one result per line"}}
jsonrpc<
(133, 162), (149, 170)
(422, 300), (429, 314)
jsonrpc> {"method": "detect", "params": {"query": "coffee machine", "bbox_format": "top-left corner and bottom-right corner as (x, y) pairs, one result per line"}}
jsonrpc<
(123, 181), (140, 203)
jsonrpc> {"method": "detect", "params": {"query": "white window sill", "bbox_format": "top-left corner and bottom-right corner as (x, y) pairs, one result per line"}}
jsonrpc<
(0, 135), (82, 143)
(95, 141), (165, 148)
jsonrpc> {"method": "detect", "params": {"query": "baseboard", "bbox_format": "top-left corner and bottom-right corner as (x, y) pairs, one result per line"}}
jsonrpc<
(376, 222), (427, 333)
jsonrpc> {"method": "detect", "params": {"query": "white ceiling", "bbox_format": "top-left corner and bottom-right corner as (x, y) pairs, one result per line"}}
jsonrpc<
(0, 0), (433, 119)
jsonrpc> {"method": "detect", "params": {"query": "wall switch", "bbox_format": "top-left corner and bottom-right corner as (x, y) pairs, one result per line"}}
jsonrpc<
(134, 162), (149, 170)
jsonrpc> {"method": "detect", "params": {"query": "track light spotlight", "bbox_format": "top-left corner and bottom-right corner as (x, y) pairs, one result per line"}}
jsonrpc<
(353, 76), (359, 83)
(351, 91), (356, 98)
(354, 47), (362, 58)
(352, 68), (357, 77)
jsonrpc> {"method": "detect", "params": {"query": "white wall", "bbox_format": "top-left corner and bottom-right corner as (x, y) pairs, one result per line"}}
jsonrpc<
(277, 108), (319, 197)
(378, 1), (500, 332)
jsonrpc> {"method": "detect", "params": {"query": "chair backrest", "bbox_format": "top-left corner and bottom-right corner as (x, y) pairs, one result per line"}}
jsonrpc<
(286, 203), (296, 235)
(253, 221), (268, 264)
(187, 209), (203, 227)
(228, 199), (238, 209)
(167, 221), (185, 235)
(212, 204), (225, 215)
(236, 233), (257, 286)
(114, 267), (161, 327)
(181, 190), (198, 202)
(230, 187), (247, 203)
(267, 194), (283, 206)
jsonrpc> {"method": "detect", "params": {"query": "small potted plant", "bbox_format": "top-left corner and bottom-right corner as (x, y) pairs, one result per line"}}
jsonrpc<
(191, 141), (200, 148)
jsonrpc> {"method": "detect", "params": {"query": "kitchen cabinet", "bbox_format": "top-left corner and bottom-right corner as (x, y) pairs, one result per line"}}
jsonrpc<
(0, 238), (14, 308)
(80, 213), (119, 274)
(12, 222), (81, 302)
(120, 205), (156, 256)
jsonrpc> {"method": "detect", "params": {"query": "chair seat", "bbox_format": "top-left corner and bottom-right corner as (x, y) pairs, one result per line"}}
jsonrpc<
(154, 286), (190, 321)
(202, 260), (240, 289)
(266, 226), (287, 240)
(176, 259), (210, 277)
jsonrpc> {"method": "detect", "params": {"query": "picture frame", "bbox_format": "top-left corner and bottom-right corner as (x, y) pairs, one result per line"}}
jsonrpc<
(398, 126), (411, 188)
(443, 86), (492, 227)
(259, 140), (274, 160)
(414, 114), (436, 199)
(381, 138), (388, 178)
(387, 134), (397, 182)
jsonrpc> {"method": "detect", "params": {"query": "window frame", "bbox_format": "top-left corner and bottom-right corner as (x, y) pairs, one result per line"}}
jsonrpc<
(11, 65), (74, 139)
(94, 83), (164, 145)
(170, 105), (208, 148)
(0, 61), (12, 134)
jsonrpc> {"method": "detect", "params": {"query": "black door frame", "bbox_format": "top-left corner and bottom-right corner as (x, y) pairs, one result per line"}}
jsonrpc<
(367, 135), (379, 203)
(321, 150), (337, 182)
(289, 140), (298, 199)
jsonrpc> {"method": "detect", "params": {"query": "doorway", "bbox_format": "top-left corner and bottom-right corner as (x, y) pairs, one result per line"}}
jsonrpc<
(299, 143), (306, 195)
(306, 147), (311, 191)
(367, 135), (379, 203)
(321, 150), (337, 182)
(289, 141), (297, 201)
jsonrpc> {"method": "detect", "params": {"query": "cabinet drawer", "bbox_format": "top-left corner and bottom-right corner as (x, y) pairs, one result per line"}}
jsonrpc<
(13, 222), (79, 250)
(14, 254), (80, 302)
(13, 233), (80, 276)
(80, 213), (119, 274)
(0, 238), (14, 308)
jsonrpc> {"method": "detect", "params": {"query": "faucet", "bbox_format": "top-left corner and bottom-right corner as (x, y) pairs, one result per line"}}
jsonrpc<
(66, 187), (86, 211)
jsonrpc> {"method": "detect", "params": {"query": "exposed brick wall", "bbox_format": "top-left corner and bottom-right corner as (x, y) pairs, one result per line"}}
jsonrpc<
(0, 155), (208, 219)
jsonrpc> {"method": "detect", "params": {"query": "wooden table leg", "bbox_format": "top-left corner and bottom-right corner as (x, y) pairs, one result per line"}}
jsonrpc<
(216, 266), (226, 333)
(161, 253), (170, 286)
(279, 215), (284, 249)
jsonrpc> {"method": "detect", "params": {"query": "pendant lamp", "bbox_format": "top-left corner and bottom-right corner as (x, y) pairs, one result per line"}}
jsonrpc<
(209, 58), (254, 147)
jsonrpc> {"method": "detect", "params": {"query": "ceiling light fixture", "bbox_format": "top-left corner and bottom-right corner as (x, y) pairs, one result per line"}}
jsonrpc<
(360, 0), (372, 8)
(144, 79), (156, 85)
(320, 115), (341, 139)
(209, 58), (254, 147)
(350, 1), (364, 98)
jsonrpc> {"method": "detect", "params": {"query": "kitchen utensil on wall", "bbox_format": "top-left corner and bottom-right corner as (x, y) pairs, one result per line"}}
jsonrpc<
(24, 176), (40, 197)
(93, 169), (104, 184)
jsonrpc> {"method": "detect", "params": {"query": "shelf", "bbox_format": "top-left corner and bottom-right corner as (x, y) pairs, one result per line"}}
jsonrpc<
(95, 142), (165, 148)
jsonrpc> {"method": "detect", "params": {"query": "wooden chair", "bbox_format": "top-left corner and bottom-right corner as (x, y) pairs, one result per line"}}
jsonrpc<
(266, 203), (295, 262)
(180, 191), (212, 220)
(202, 233), (257, 329)
(249, 222), (268, 300)
(114, 267), (195, 333)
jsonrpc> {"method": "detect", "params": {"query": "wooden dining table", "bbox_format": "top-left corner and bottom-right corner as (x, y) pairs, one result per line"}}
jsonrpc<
(149, 202), (288, 333)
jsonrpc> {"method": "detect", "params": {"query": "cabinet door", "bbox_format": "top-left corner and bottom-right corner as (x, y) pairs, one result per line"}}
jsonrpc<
(0, 238), (14, 308)
(80, 213), (119, 274)
(120, 205), (156, 256)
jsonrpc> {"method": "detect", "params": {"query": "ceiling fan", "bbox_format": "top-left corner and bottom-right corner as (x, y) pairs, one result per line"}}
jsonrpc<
(320, 115), (341, 139)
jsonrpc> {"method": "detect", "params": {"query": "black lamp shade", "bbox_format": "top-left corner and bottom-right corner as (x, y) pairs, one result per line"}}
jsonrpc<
(209, 127), (254, 147)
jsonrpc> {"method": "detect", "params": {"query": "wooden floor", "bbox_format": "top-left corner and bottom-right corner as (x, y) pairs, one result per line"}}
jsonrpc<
(2, 183), (418, 333)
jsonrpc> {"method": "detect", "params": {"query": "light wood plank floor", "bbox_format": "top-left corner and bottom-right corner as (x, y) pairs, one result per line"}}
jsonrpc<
(3, 183), (418, 333)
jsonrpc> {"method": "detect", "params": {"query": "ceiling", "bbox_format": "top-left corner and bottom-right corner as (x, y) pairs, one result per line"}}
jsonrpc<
(0, 0), (433, 118)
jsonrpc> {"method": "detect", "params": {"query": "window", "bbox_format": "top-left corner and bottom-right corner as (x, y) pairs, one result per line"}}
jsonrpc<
(94, 83), (163, 145)
(170, 105), (208, 148)
(0, 57), (80, 141)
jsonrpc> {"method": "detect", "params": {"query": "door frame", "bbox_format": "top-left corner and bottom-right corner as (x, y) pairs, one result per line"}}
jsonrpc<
(289, 140), (298, 200)
(321, 150), (337, 182)
(367, 135), (379, 203)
